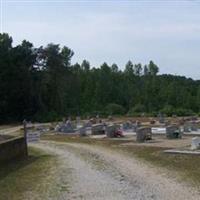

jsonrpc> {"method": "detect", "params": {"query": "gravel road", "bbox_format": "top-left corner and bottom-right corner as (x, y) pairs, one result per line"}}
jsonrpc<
(30, 141), (200, 200)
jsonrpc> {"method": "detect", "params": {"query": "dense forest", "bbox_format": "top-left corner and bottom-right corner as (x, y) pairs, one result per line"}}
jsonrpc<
(0, 33), (199, 123)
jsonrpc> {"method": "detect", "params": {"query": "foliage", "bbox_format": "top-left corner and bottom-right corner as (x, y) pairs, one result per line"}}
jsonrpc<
(0, 33), (199, 122)
(160, 105), (174, 116)
(128, 104), (145, 114)
(105, 103), (126, 115)
(174, 108), (194, 117)
(160, 105), (194, 117)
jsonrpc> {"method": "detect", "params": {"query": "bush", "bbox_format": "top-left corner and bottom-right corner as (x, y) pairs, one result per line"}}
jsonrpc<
(175, 108), (194, 116)
(160, 105), (194, 117)
(128, 104), (145, 114)
(33, 111), (61, 122)
(160, 105), (174, 116)
(105, 103), (126, 115)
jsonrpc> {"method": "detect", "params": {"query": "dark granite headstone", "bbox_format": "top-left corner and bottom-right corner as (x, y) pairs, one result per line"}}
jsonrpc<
(91, 124), (105, 135)
(136, 127), (152, 142)
(166, 125), (182, 139)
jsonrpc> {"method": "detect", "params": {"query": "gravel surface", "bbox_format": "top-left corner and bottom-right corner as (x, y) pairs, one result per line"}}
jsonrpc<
(31, 141), (200, 200)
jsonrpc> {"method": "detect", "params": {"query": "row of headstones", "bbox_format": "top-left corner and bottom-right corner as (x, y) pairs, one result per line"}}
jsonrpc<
(89, 124), (183, 141)
(55, 120), (76, 133)
(91, 123), (182, 139)
(136, 125), (182, 142)
(81, 122), (200, 149)
(54, 116), (108, 134)
(78, 123), (124, 138)
(122, 121), (141, 132)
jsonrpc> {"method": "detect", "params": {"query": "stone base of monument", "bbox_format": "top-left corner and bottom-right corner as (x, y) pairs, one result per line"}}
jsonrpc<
(164, 149), (200, 155)
(136, 127), (152, 143)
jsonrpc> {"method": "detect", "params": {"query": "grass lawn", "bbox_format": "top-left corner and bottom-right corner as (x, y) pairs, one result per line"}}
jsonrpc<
(0, 147), (55, 200)
(42, 135), (200, 187)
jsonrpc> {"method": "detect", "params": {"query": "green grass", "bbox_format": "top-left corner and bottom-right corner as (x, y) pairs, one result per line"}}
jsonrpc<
(0, 147), (55, 200)
(117, 145), (200, 186)
(42, 134), (200, 187)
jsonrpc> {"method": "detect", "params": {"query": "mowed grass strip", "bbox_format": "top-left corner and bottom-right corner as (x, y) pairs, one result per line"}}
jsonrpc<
(0, 147), (55, 200)
(42, 134), (200, 187)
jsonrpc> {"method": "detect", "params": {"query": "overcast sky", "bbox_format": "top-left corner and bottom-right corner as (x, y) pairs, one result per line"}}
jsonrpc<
(1, 0), (200, 79)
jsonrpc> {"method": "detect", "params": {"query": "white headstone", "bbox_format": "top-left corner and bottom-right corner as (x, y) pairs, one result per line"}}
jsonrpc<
(191, 137), (200, 150)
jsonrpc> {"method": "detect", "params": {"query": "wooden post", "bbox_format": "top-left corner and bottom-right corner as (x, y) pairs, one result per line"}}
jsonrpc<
(23, 119), (28, 156)
(23, 119), (27, 138)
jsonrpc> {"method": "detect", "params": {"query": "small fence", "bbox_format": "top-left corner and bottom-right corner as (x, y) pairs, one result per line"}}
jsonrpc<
(0, 135), (28, 163)
(0, 122), (38, 163)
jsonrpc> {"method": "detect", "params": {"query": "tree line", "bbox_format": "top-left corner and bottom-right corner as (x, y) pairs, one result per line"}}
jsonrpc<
(0, 33), (199, 123)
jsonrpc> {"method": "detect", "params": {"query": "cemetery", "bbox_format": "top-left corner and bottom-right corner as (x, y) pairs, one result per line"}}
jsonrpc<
(1, 2), (200, 198)
(43, 115), (200, 153)
(1, 115), (200, 199)
(0, 115), (196, 157)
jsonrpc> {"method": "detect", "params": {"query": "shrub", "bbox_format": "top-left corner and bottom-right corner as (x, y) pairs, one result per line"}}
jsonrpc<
(160, 105), (174, 116)
(160, 105), (194, 117)
(105, 103), (126, 115)
(128, 104), (145, 114)
(33, 111), (61, 122)
(175, 108), (194, 116)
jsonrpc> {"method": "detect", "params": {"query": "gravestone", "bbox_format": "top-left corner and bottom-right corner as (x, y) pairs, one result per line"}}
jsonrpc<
(158, 113), (165, 123)
(106, 124), (121, 138)
(90, 118), (97, 124)
(108, 115), (113, 121)
(136, 127), (152, 142)
(55, 124), (61, 132)
(191, 137), (200, 150)
(183, 122), (191, 132)
(191, 122), (198, 131)
(55, 120), (75, 133)
(61, 120), (74, 133)
(122, 121), (134, 130)
(84, 120), (92, 128)
(150, 120), (156, 125)
(184, 121), (198, 132)
(165, 120), (170, 126)
(76, 116), (82, 128)
(166, 125), (182, 139)
(36, 125), (49, 133)
(91, 124), (105, 135)
(79, 127), (86, 137)
(135, 121), (141, 130)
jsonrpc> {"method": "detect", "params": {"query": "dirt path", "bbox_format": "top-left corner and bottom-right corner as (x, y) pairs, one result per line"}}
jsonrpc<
(31, 141), (200, 200)
(0, 126), (22, 136)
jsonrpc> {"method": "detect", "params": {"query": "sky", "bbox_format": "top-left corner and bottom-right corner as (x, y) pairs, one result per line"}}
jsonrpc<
(1, 0), (200, 79)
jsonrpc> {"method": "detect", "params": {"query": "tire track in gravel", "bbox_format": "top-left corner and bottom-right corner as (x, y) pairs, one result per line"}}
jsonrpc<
(31, 141), (200, 200)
